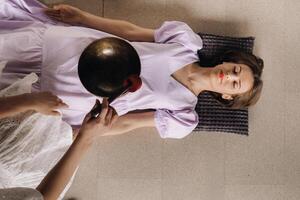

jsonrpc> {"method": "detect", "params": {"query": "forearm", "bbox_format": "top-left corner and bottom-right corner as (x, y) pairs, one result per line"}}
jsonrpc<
(81, 12), (154, 42)
(82, 13), (131, 38)
(101, 111), (155, 136)
(0, 94), (33, 119)
(36, 135), (92, 200)
(100, 117), (135, 136)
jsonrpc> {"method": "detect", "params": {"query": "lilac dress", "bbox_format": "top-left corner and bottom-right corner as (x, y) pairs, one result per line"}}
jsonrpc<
(0, 0), (203, 139)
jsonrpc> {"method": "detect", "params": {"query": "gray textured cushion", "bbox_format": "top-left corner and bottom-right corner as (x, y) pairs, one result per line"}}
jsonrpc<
(194, 33), (255, 135)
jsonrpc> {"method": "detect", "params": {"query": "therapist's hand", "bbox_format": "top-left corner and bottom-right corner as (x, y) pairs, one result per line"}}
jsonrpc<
(78, 98), (118, 144)
(26, 92), (68, 116)
(44, 4), (86, 25)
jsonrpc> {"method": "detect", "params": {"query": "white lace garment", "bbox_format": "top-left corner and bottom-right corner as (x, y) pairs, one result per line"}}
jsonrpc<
(0, 61), (73, 198)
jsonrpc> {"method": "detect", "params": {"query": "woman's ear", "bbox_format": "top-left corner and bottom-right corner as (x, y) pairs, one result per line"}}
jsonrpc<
(221, 94), (233, 100)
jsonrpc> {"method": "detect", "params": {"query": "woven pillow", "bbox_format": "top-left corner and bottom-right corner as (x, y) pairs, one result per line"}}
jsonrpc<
(194, 33), (255, 135)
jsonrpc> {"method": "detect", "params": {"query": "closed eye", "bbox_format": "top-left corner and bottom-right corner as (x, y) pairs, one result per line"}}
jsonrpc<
(233, 81), (238, 89)
(236, 66), (242, 73)
(234, 65), (241, 74)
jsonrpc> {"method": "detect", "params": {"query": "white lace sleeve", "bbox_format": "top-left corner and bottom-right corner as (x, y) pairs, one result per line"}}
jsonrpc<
(0, 62), (73, 200)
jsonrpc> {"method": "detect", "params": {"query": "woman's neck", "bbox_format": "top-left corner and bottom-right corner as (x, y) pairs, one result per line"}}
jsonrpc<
(187, 63), (215, 95)
(172, 63), (214, 96)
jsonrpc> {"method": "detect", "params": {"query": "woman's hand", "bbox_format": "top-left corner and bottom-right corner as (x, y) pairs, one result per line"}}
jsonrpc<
(44, 4), (87, 25)
(26, 92), (68, 116)
(78, 98), (118, 144)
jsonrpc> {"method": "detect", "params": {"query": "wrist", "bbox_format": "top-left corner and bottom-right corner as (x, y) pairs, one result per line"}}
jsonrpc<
(76, 131), (94, 147)
(80, 11), (90, 25)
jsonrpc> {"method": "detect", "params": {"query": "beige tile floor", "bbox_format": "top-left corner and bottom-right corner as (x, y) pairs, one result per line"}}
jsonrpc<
(40, 0), (300, 199)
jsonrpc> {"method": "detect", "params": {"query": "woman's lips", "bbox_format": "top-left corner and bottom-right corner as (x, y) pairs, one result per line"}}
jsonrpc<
(219, 70), (224, 83)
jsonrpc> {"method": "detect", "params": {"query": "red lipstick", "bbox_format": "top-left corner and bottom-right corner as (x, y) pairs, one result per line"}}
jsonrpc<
(219, 70), (224, 79)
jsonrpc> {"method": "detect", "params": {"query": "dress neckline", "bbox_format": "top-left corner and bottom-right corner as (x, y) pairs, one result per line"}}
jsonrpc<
(169, 62), (199, 100)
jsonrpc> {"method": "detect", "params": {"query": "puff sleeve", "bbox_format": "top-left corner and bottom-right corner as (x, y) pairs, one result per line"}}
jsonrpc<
(154, 109), (199, 139)
(154, 21), (203, 52)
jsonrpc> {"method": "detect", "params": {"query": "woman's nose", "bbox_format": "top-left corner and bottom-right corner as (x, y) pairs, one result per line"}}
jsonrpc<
(226, 72), (238, 80)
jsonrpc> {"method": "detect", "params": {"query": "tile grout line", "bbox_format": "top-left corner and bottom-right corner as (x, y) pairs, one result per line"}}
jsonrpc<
(282, 2), (288, 187)
(102, 0), (105, 17)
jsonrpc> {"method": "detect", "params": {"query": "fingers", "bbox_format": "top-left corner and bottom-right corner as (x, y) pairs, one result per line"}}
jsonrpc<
(45, 9), (62, 21)
(53, 5), (64, 10)
(55, 102), (69, 109)
(84, 99), (100, 123)
(44, 7), (61, 15)
(110, 111), (119, 126)
(98, 107), (118, 127)
(82, 112), (92, 124)
(44, 8), (61, 14)
(95, 99), (101, 108)
(98, 98), (109, 123)
(93, 98), (115, 125)
(47, 14), (62, 21)
(46, 93), (68, 108)
(60, 101), (69, 108)
(102, 98), (109, 109)
(105, 108), (118, 126)
(50, 110), (61, 116)
(44, 4), (67, 21)
(32, 92), (69, 115)
(92, 99), (101, 111)
(105, 108), (113, 125)
(90, 99), (99, 111)
(82, 98), (116, 129)
(46, 3), (65, 10)
(90, 99), (102, 118)
(52, 96), (68, 108)
(95, 107), (114, 126)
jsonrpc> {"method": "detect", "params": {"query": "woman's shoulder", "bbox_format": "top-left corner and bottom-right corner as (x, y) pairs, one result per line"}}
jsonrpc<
(154, 21), (203, 52)
(157, 21), (193, 31)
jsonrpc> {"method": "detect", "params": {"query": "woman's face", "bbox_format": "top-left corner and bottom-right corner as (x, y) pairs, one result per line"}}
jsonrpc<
(210, 62), (254, 99)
